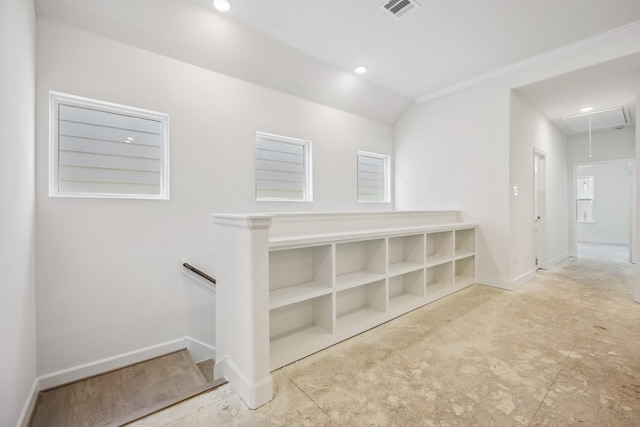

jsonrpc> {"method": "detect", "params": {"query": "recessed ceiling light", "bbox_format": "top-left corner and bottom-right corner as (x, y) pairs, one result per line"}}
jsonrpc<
(212, 0), (231, 12)
(354, 65), (367, 74)
(579, 106), (594, 113)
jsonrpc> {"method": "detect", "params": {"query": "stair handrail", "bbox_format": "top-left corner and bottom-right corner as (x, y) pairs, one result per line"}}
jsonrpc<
(182, 262), (216, 284)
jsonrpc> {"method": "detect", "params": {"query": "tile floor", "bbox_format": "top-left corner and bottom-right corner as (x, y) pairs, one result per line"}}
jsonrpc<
(129, 254), (639, 426)
(577, 242), (630, 262)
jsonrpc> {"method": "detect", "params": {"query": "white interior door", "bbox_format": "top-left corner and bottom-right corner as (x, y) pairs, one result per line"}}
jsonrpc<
(534, 149), (548, 269)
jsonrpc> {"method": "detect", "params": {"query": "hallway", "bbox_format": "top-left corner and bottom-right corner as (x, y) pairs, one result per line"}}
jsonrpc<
(578, 242), (631, 263)
(130, 257), (639, 426)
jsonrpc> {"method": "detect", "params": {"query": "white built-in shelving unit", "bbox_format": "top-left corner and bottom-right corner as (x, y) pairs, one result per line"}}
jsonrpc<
(213, 211), (477, 409)
(267, 220), (477, 370)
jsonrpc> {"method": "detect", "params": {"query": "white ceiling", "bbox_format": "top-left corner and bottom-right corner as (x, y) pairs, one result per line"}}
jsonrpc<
(35, 0), (640, 124)
(515, 53), (640, 134)
(226, 0), (640, 98)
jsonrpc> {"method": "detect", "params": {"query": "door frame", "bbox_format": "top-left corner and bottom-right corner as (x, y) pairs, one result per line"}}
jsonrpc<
(571, 158), (635, 261)
(534, 148), (548, 269)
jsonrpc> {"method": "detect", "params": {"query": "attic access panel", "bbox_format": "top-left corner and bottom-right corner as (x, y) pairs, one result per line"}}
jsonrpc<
(560, 106), (628, 133)
(380, 0), (420, 19)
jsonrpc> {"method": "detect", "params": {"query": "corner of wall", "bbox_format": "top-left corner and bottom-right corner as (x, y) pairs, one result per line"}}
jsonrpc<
(16, 379), (40, 427)
(477, 269), (536, 291)
(184, 336), (216, 363)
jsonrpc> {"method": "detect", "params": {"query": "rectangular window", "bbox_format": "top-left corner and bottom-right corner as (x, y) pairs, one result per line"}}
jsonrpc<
(256, 132), (312, 201)
(50, 92), (169, 199)
(576, 176), (594, 222)
(357, 151), (390, 202)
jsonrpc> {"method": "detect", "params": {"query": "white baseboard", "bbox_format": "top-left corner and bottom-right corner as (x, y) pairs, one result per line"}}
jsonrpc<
(222, 358), (273, 409)
(477, 269), (536, 291)
(213, 354), (229, 382)
(476, 275), (514, 290)
(510, 269), (536, 289)
(184, 336), (216, 363)
(17, 378), (39, 427)
(38, 338), (186, 390)
(548, 252), (571, 267)
(578, 238), (629, 245)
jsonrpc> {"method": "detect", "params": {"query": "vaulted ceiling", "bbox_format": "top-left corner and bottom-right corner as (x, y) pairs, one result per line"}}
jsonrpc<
(36, 0), (640, 126)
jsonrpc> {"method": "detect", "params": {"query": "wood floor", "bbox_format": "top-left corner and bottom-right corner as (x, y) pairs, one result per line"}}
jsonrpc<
(29, 350), (216, 427)
(196, 358), (214, 383)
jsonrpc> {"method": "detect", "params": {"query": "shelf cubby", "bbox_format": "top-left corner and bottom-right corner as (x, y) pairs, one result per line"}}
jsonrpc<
(270, 294), (333, 344)
(335, 239), (386, 289)
(455, 228), (475, 258)
(388, 234), (425, 277)
(336, 280), (386, 329)
(263, 215), (476, 372)
(388, 269), (425, 311)
(426, 231), (453, 266)
(269, 245), (333, 309)
(425, 261), (454, 296)
(455, 255), (475, 285)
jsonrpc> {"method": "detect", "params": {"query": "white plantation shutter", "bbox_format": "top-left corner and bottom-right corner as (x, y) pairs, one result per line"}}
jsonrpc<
(577, 200), (594, 222)
(256, 132), (311, 200)
(358, 151), (389, 202)
(50, 93), (169, 199)
(576, 176), (595, 222)
(577, 176), (594, 199)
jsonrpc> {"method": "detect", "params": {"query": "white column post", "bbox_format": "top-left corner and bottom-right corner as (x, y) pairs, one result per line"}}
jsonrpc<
(212, 214), (274, 408)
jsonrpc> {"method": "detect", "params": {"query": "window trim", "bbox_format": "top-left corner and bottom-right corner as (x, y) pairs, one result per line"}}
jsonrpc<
(255, 131), (313, 202)
(49, 91), (170, 200)
(357, 150), (391, 203)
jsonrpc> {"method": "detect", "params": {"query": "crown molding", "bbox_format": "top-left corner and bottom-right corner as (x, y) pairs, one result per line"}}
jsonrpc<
(415, 20), (640, 104)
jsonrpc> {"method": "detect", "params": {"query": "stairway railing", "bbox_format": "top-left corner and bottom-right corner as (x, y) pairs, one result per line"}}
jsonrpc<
(182, 262), (216, 284)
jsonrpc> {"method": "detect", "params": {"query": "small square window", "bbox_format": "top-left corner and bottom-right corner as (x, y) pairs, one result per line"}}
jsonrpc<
(255, 132), (312, 201)
(357, 151), (390, 203)
(49, 92), (169, 199)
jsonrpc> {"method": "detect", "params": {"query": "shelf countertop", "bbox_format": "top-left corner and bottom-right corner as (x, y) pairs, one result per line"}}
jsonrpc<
(270, 222), (477, 249)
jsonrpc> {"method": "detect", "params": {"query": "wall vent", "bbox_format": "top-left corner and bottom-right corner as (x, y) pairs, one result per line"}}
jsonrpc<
(380, 0), (420, 19)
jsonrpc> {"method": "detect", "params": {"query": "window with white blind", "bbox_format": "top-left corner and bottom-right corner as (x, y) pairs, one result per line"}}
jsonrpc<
(255, 132), (312, 201)
(49, 92), (169, 199)
(357, 151), (390, 202)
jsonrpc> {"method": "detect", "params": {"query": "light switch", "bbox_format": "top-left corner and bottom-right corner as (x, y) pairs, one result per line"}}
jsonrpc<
(513, 186), (518, 196)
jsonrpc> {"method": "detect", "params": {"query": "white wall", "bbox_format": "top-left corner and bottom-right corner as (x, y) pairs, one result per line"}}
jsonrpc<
(0, 0), (37, 425)
(395, 21), (640, 290)
(35, 0), (411, 124)
(509, 92), (569, 274)
(35, 19), (393, 379)
(395, 80), (512, 287)
(576, 162), (632, 244)
(568, 127), (635, 164)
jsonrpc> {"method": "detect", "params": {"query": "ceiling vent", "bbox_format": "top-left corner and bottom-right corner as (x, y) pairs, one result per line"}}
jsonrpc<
(380, 0), (420, 19)
(560, 106), (629, 134)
